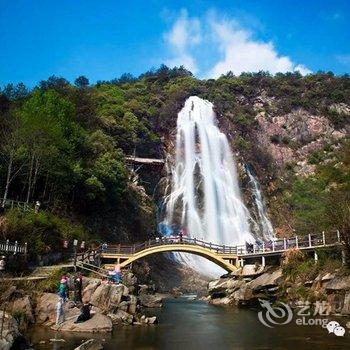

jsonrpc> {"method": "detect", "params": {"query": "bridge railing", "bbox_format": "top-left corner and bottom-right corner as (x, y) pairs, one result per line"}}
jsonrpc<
(76, 249), (101, 263)
(102, 237), (238, 255)
(101, 231), (342, 257)
(236, 231), (341, 256)
(0, 198), (33, 211)
(0, 240), (27, 254)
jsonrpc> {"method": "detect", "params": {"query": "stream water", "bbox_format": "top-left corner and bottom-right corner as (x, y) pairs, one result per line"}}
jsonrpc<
(27, 297), (348, 350)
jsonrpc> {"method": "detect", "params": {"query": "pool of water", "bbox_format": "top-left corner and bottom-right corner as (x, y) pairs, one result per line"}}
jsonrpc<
(27, 297), (349, 349)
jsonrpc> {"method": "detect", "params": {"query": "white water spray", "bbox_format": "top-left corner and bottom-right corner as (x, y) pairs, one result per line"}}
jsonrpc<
(162, 96), (253, 275)
(246, 166), (275, 240)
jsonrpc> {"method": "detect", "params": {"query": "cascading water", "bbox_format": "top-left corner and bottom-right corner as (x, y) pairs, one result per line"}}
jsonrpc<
(246, 165), (275, 240)
(161, 96), (253, 276)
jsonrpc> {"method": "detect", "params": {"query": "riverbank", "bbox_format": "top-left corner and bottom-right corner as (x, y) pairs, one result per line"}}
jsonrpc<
(206, 250), (350, 318)
(0, 270), (164, 349)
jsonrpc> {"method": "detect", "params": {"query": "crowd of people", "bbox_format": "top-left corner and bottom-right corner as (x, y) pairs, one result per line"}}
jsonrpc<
(56, 272), (87, 326)
(55, 264), (123, 327)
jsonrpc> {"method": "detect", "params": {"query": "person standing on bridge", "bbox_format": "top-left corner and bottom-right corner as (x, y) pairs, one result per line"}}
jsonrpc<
(102, 242), (108, 253)
(179, 227), (188, 243)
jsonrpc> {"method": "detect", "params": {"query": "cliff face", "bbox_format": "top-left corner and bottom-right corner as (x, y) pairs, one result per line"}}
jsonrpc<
(211, 94), (350, 237)
(254, 107), (347, 170)
(158, 96), (349, 237)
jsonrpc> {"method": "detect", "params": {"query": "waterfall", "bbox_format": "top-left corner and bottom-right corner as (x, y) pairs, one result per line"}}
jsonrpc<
(246, 165), (275, 240)
(161, 96), (253, 276)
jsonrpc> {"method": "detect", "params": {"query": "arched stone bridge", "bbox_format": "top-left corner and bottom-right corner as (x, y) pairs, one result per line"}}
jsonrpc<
(102, 238), (239, 272)
(99, 231), (343, 272)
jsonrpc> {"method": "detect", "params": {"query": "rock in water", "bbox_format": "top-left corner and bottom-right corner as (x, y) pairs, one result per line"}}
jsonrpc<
(108, 310), (133, 325)
(139, 293), (163, 308)
(11, 295), (35, 324)
(89, 283), (128, 309)
(147, 316), (158, 324)
(248, 268), (283, 291)
(74, 339), (103, 350)
(0, 311), (25, 350)
(54, 313), (112, 333)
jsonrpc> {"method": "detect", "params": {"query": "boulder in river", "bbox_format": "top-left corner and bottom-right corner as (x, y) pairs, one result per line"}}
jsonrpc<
(36, 293), (80, 325)
(0, 311), (27, 350)
(9, 295), (35, 325)
(139, 293), (163, 308)
(108, 309), (134, 325)
(74, 339), (103, 350)
(53, 313), (113, 333)
(89, 283), (129, 310)
(247, 268), (283, 291)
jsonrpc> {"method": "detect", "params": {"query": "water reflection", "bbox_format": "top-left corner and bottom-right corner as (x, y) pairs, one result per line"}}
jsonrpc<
(28, 298), (349, 350)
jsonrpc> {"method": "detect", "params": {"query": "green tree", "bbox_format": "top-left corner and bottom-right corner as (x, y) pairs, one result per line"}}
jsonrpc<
(18, 90), (78, 203)
(74, 76), (90, 88)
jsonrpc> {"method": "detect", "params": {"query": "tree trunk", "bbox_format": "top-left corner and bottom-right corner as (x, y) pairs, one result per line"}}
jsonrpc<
(26, 154), (35, 204)
(42, 171), (49, 199)
(2, 154), (13, 207)
(30, 157), (40, 201)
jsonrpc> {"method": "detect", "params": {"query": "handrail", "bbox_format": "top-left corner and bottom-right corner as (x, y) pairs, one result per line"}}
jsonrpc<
(76, 261), (107, 278)
(0, 198), (33, 211)
(101, 231), (342, 257)
(0, 240), (27, 254)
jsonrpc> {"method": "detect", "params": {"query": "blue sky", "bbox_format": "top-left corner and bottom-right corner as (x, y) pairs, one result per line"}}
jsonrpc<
(1, 0), (349, 86)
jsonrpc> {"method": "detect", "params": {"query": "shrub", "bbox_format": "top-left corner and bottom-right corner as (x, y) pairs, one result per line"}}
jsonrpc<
(1, 209), (88, 257)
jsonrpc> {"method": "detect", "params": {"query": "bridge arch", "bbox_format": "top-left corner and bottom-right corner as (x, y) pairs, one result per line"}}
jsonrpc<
(102, 243), (239, 272)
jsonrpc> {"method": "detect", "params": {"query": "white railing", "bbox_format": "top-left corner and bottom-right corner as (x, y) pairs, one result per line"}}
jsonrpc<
(0, 240), (27, 254)
(236, 231), (341, 256)
(103, 231), (342, 258)
(0, 198), (33, 211)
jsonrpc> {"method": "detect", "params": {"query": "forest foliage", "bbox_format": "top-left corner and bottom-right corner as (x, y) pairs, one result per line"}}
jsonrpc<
(0, 66), (349, 257)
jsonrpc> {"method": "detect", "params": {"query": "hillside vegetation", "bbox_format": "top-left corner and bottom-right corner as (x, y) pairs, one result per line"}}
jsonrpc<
(0, 66), (349, 259)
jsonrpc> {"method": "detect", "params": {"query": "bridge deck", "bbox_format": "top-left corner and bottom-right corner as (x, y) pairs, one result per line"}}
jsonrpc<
(101, 232), (342, 261)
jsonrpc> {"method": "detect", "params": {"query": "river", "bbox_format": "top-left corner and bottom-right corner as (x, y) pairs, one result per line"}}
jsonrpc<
(27, 297), (348, 349)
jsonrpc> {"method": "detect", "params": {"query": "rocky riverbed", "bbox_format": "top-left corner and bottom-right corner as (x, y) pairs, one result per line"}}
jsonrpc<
(206, 264), (350, 316)
(0, 271), (163, 349)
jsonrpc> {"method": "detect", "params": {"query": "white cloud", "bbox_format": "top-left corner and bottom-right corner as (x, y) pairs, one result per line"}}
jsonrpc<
(163, 9), (201, 73)
(208, 17), (311, 77)
(162, 11), (311, 77)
